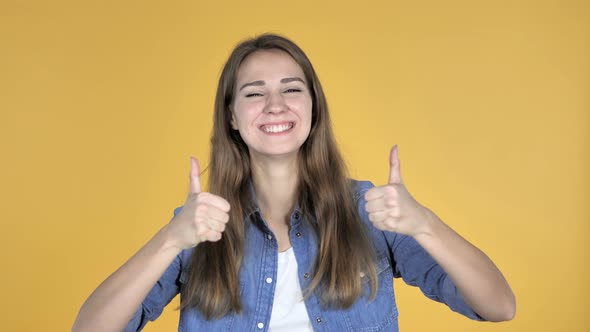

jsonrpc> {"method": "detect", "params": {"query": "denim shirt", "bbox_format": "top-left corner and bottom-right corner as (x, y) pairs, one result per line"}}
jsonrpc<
(125, 180), (483, 332)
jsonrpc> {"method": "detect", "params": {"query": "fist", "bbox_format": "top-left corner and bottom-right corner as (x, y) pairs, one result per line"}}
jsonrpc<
(167, 157), (230, 250)
(364, 145), (431, 237)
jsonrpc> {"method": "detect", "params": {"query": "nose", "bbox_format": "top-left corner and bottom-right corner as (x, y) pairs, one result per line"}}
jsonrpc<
(264, 91), (287, 114)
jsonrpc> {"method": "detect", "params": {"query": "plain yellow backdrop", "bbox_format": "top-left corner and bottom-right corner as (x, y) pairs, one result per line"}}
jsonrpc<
(1, 0), (588, 331)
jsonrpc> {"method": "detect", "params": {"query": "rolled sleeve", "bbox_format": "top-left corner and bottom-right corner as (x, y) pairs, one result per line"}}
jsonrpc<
(124, 207), (186, 331)
(123, 251), (184, 331)
(391, 234), (484, 321)
(440, 274), (484, 320)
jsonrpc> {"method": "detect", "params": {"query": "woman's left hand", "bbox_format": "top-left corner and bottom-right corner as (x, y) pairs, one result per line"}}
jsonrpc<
(365, 145), (516, 321)
(364, 145), (434, 238)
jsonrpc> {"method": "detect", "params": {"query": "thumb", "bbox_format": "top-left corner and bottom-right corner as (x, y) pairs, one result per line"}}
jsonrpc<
(189, 156), (202, 193)
(388, 145), (403, 184)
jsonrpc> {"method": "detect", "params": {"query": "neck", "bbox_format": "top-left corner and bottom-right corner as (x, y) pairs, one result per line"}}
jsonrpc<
(250, 154), (298, 223)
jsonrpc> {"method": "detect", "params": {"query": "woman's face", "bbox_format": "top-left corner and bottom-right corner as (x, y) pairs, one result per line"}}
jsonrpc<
(231, 49), (313, 161)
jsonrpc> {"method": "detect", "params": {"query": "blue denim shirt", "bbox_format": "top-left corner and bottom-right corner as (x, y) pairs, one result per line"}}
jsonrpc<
(125, 180), (483, 331)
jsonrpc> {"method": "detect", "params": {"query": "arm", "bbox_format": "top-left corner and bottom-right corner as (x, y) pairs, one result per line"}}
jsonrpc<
(414, 207), (515, 321)
(364, 145), (515, 322)
(72, 157), (231, 332)
(72, 229), (182, 332)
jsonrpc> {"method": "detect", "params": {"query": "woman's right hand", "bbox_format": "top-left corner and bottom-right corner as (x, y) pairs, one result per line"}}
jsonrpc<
(166, 157), (230, 250)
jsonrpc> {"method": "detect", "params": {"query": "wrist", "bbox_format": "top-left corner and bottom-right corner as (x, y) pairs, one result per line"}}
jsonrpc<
(413, 206), (444, 243)
(155, 225), (186, 255)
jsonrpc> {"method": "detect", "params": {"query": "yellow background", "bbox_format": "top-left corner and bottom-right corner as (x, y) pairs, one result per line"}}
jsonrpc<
(1, 0), (588, 331)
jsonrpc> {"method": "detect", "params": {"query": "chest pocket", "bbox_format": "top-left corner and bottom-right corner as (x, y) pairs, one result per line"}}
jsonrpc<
(341, 254), (399, 331)
(177, 269), (241, 332)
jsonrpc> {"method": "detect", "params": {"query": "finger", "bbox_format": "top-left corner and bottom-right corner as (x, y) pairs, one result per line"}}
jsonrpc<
(371, 220), (387, 231)
(384, 217), (400, 231)
(204, 206), (230, 224)
(388, 145), (403, 185)
(368, 210), (389, 223)
(365, 199), (387, 213)
(364, 187), (385, 201)
(365, 185), (399, 201)
(189, 156), (202, 194)
(197, 192), (231, 212)
(203, 217), (226, 232)
(204, 229), (223, 242)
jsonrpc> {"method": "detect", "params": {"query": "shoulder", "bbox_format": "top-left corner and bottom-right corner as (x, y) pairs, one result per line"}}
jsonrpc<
(349, 179), (375, 202)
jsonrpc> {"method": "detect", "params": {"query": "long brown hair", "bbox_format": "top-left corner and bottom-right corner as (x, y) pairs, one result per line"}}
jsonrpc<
(180, 33), (377, 319)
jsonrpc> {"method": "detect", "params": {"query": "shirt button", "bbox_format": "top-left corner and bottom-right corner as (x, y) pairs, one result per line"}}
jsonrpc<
(304, 272), (310, 279)
(295, 232), (302, 238)
(266, 277), (272, 284)
(266, 234), (272, 240)
(257, 322), (264, 329)
(316, 317), (322, 323)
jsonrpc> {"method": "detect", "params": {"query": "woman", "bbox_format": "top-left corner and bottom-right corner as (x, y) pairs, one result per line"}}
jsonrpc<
(72, 34), (515, 331)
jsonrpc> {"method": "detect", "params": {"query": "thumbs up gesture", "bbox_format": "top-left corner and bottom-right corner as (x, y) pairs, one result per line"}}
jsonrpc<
(166, 157), (231, 250)
(364, 145), (432, 237)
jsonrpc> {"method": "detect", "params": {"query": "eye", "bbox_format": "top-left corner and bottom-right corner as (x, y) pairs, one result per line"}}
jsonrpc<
(284, 88), (302, 93)
(245, 92), (263, 98)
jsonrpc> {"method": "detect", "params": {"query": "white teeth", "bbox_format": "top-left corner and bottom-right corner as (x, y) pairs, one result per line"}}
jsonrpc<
(263, 123), (293, 133)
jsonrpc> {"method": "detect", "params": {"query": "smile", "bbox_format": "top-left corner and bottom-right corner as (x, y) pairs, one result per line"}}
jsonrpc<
(260, 122), (295, 134)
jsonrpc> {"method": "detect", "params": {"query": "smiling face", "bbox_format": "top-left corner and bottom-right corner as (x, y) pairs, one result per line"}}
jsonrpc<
(230, 49), (313, 161)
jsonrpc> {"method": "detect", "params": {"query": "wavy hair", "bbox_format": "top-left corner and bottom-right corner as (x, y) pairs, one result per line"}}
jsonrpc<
(180, 33), (377, 319)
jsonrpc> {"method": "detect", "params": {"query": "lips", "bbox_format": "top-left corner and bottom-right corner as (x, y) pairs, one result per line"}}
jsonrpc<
(259, 122), (295, 134)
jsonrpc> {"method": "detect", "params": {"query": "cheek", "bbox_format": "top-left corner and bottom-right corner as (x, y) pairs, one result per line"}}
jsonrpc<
(231, 104), (255, 128)
(302, 100), (313, 123)
(291, 95), (312, 116)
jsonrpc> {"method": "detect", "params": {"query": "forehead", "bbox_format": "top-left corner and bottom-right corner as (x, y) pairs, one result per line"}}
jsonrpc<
(236, 49), (305, 83)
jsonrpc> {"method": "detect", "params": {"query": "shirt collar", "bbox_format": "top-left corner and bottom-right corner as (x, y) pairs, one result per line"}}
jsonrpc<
(243, 177), (303, 226)
(243, 177), (261, 219)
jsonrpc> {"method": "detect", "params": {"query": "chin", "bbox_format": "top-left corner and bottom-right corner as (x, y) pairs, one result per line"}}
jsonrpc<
(249, 145), (303, 160)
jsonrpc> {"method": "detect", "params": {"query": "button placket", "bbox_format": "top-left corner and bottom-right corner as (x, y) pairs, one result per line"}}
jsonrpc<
(256, 226), (276, 332)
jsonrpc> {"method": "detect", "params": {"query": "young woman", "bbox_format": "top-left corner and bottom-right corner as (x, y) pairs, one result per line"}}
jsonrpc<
(72, 34), (515, 332)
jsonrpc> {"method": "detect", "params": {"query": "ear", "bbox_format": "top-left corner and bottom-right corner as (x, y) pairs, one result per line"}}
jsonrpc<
(229, 106), (238, 130)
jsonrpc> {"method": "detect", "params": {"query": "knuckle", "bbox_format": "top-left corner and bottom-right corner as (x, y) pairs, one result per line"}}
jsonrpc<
(385, 220), (396, 230)
(196, 192), (210, 202)
(387, 184), (399, 197)
(195, 204), (208, 215)
(211, 232), (222, 241)
(193, 216), (203, 226)
(196, 227), (208, 237)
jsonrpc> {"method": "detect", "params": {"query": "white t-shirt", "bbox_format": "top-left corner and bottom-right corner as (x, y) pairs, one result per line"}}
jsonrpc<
(269, 247), (313, 332)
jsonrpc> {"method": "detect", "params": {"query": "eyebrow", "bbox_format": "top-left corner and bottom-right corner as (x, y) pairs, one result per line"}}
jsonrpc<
(239, 77), (305, 91)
